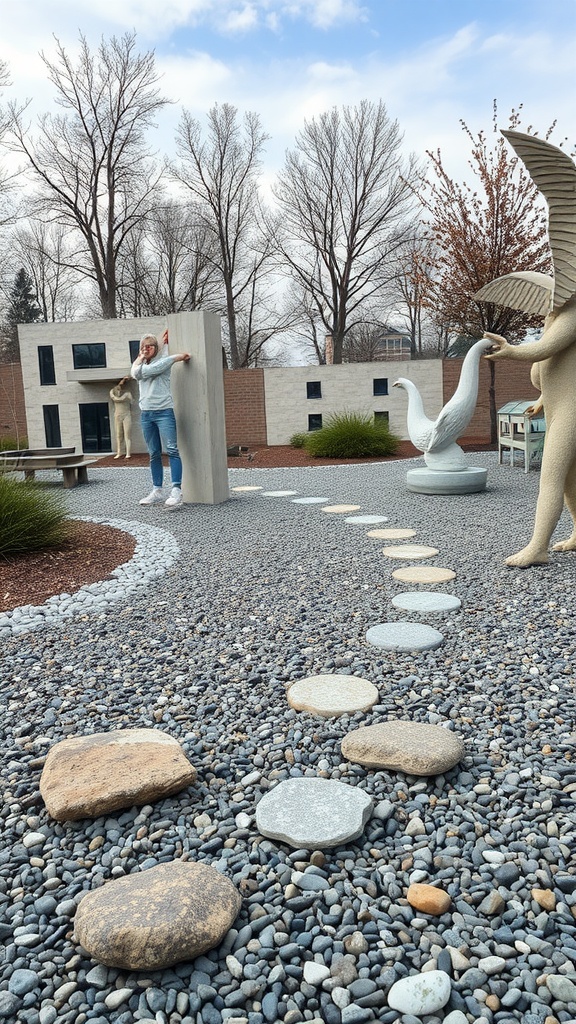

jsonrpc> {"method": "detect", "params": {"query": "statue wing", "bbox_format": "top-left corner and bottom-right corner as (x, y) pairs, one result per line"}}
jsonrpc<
(502, 130), (576, 311)
(474, 270), (553, 316)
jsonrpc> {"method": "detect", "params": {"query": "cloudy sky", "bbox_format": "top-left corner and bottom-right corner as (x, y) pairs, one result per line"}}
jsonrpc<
(1, 0), (575, 186)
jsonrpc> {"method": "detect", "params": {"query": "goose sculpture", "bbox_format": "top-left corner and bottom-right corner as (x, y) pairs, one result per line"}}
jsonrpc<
(393, 337), (493, 471)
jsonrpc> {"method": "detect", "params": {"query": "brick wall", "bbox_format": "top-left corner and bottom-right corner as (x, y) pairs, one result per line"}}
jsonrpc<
(442, 359), (538, 441)
(0, 363), (27, 442)
(223, 368), (267, 446)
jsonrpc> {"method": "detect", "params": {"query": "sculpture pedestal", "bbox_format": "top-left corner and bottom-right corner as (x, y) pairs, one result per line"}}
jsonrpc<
(406, 466), (487, 495)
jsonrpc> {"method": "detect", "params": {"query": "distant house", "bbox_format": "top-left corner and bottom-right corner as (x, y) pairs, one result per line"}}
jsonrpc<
(372, 327), (412, 361)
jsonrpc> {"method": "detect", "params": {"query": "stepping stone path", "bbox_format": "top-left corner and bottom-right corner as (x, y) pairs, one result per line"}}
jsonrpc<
(74, 862), (241, 970)
(392, 591), (461, 615)
(231, 485), (263, 491)
(344, 514), (388, 524)
(341, 720), (465, 775)
(40, 729), (196, 822)
(255, 777), (373, 849)
(392, 565), (456, 584)
(382, 543), (439, 559)
(366, 621), (444, 652)
(387, 970), (452, 1016)
(261, 490), (299, 496)
(367, 527), (416, 539)
(321, 504), (361, 513)
(287, 674), (379, 717)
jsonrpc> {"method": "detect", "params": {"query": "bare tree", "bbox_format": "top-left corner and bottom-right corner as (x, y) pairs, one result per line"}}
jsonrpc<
(7, 33), (169, 318)
(9, 221), (84, 322)
(173, 103), (280, 368)
(273, 100), (420, 364)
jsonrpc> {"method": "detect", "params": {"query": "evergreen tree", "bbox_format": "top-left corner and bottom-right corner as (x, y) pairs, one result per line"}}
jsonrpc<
(1, 267), (42, 362)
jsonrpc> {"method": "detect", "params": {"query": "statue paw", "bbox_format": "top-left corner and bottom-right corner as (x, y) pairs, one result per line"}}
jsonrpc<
(505, 547), (549, 568)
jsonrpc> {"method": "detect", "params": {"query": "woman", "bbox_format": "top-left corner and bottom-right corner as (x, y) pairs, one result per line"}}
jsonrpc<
(131, 329), (190, 507)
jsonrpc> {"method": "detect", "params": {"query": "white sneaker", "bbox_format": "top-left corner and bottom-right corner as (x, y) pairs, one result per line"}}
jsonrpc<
(165, 486), (183, 508)
(139, 488), (163, 505)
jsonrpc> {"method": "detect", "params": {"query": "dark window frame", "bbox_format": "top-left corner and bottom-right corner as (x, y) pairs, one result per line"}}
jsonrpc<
(306, 380), (322, 400)
(308, 413), (323, 432)
(38, 345), (56, 386)
(373, 377), (389, 396)
(72, 343), (107, 370)
(129, 339), (140, 363)
(43, 404), (61, 447)
(374, 410), (390, 424)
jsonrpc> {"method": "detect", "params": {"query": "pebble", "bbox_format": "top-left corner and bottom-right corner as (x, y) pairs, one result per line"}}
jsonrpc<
(1, 459), (576, 1024)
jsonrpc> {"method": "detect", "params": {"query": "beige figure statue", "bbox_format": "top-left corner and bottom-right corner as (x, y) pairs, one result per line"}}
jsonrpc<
(476, 130), (576, 567)
(110, 377), (133, 459)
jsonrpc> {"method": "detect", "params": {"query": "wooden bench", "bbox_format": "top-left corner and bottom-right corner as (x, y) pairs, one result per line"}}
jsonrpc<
(0, 448), (102, 488)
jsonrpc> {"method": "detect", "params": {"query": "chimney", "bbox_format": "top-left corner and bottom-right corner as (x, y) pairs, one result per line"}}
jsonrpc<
(325, 334), (334, 365)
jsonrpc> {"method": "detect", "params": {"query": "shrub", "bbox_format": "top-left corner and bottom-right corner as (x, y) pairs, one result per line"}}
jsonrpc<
(0, 436), (28, 452)
(302, 411), (400, 459)
(0, 475), (69, 556)
(289, 432), (307, 449)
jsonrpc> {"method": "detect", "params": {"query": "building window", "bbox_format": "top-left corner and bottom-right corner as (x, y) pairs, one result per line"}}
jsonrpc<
(306, 380), (322, 399)
(43, 405), (61, 447)
(308, 413), (323, 431)
(72, 343), (107, 370)
(129, 339), (140, 363)
(374, 411), (389, 425)
(373, 378), (388, 396)
(79, 403), (112, 453)
(38, 346), (56, 385)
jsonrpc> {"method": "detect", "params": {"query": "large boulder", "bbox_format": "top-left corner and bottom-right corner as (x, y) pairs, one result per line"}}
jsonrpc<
(74, 861), (241, 970)
(40, 729), (196, 821)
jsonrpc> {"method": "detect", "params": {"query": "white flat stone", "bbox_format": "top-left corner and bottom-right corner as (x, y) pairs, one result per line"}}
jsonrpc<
(261, 490), (299, 496)
(382, 544), (439, 560)
(255, 777), (373, 849)
(287, 674), (379, 717)
(392, 592), (461, 615)
(321, 504), (361, 513)
(387, 970), (451, 1015)
(366, 621), (444, 652)
(392, 565), (456, 584)
(344, 514), (388, 524)
(231, 486), (263, 492)
(291, 497), (330, 504)
(367, 528), (416, 539)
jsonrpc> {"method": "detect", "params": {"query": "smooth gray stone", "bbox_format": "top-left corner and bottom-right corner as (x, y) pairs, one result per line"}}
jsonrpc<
(291, 497), (330, 504)
(255, 777), (373, 849)
(343, 514), (388, 524)
(391, 592), (461, 614)
(366, 621), (444, 652)
(406, 466), (487, 494)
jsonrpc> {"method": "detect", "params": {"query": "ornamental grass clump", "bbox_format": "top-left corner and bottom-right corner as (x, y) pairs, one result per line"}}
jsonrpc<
(0, 474), (69, 556)
(303, 411), (400, 459)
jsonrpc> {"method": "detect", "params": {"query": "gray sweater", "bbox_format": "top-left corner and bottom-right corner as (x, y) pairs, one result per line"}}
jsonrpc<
(131, 348), (178, 411)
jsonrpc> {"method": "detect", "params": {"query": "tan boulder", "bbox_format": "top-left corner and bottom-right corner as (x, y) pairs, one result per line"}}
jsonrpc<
(341, 720), (464, 775)
(531, 887), (556, 911)
(407, 883), (451, 915)
(40, 729), (196, 821)
(74, 861), (241, 970)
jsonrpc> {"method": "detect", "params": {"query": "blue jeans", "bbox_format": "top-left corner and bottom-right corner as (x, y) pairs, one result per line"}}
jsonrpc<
(141, 408), (182, 489)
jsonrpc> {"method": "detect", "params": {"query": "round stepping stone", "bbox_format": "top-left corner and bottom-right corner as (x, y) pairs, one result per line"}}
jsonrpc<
(382, 544), (439, 560)
(231, 485), (263, 492)
(287, 674), (379, 717)
(366, 621), (443, 652)
(74, 862), (241, 970)
(367, 528), (416, 539)
(392, 592), (461, 615)
(291, 496), (330, 504)
(392, 565), (456, 584)
(321, 504), (361, 513)
(40, 729), (196, 822)
(341, 720), (465, 775)
(261, 490), (299, 496)
(344, 514), (388, 524)
(255, 777), (373, 849)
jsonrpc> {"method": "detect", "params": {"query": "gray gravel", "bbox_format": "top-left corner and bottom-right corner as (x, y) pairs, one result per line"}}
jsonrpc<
(1, 454), (576, 1024)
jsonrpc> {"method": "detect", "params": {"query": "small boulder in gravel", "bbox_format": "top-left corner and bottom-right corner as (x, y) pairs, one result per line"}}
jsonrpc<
(341, 720), (464, 775)
(255, 777), (373, 849)
(74, 862), (241, 970)
(387, 969), (451, 1015)
(407, 883), (451, 915)
(40, 728), (197, 821)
